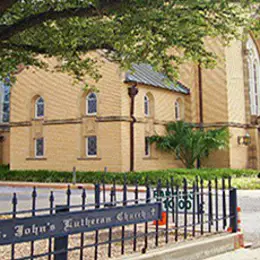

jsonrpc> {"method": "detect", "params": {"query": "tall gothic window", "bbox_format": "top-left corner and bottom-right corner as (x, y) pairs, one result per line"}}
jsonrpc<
(86, 136), (97, 157)
(86, 93), (97, 115)
(254, 63), (259, 113)
(175, 100), (181, 120)
(144, 95), (149, 116)
(247, 37), (260, 115)
(145, 137), (150, 157)
(0, 81), (10, 123)
(35, 138), (44, 157)
(35, 97), (44, 118)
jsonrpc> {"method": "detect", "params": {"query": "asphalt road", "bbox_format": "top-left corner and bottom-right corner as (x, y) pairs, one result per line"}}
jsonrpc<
(0, 187), (259, 247)
(0, 186), (143, 213)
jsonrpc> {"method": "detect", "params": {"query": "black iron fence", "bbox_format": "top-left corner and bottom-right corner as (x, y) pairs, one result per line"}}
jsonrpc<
(0, 176), (237, 260)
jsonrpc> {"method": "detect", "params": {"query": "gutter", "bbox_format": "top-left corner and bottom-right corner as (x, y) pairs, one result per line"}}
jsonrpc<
(128, 84), (138, 172)
(197, 63), (203, 169)
(198, 63), (204, 125)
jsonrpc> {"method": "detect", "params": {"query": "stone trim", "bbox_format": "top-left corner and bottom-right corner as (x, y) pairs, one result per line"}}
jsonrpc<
(96, 116), (131, 122)
(26, 157), (47, 161)
(43, 118), (82, 125)
(0, 123), (10, 132)
(77, 157), (102, 161)
(195, 122), (260, 129)
(143, 157), (159, 160)
(10, 121), (32, 127)
(31, 118), (44, 122)
(8, 118), (260, 129)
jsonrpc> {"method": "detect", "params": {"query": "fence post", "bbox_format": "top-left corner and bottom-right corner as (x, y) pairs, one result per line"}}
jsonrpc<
(94, 184), (100, 260)
(229, 188), (238, 233)
(54, 205), (69, 260)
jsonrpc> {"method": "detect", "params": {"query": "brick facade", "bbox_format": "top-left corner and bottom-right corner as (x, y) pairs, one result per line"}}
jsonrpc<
(1, 34), (260, 172)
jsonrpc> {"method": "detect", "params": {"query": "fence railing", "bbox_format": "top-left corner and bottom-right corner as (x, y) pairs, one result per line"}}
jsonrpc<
(0, 176), (237, 260)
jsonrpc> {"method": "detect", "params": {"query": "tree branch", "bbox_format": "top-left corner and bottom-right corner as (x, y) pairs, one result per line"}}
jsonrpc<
(0, 0), (129, 41)
(0, 42), (49, 54)
(0, 0), (18, 15)
(0, 42), (115, 54)
(0, 6), (97, 41)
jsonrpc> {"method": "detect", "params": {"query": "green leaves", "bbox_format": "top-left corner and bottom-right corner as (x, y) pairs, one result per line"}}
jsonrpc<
(0, 1), (259, 85)
(150, 121), (230, 169)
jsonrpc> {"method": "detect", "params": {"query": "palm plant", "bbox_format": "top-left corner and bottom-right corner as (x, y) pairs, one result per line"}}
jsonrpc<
(150, 121), (230, 169)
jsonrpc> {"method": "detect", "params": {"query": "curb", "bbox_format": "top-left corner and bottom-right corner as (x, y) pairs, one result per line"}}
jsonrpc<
(118, 232), (244, 260)
(0, 181), (147, 192)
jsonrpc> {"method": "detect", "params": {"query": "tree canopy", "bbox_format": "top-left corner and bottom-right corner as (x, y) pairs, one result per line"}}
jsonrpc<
(0, 0), (259, 85)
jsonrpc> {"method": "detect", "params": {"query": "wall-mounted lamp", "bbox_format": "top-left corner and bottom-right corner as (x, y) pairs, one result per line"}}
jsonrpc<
(237, 133), (251, 146)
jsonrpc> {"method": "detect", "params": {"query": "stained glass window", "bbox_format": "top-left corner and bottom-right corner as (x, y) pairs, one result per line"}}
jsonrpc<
(86, 136), (97, 157)
(35, 97), (44, 118)
(247, 37), (260, 115)
(87, 93), (97, 115)
(144, 95), (149, 116)
(35, 138), (44, 157)
(254, 63), (258, 112)
(175, 101), (180, 120)
(145, 137), (150, 157)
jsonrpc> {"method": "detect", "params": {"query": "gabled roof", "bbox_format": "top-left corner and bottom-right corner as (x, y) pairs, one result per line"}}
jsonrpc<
(125, 63), (190, 95)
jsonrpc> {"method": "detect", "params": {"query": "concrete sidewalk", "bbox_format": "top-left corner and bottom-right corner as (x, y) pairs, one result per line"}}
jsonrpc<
(205, 248), (260, 260)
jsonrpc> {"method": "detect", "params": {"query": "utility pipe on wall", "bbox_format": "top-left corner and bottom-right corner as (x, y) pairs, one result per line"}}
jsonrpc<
(197, 63), (203, 169)
(128, 84), (138, 172)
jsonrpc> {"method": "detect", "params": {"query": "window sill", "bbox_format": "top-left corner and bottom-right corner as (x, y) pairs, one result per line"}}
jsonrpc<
(77, 157), (101, 161)
(32, 118), (44, 122)
(26, 157), (47, 161)
(83, 115), (97, 118)
(143, 157), (158, 160)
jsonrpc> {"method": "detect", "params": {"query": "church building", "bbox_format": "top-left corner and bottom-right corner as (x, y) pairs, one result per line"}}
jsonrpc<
(0, 33), (260, 172)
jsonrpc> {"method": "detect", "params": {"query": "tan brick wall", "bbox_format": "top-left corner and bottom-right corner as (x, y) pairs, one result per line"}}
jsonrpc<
(123, 83), (190, 171)
(0, 130), (10, 165)
(246, 128), (259, 170)
(131, 84), (189, 122)
(201, 36), (259, 170)
(10, 52), (189, 172)
(202, 150), (230, 169)
(10, 122), (124, 172)
(202, 37), (229, 123)
(12, 53), (125, 123)
(225, 40), (247, 124)
(228, 127), (249, 169)
(134, 123), (183, 171)
(120, 122), (130, 172)
(10, 53), (127, 172)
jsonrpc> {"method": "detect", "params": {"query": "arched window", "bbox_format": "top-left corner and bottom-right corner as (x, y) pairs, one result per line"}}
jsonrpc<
(254, 62), (258, 113)
(35, 97), (44, 118)
(247, 36), (260, 115)
(175, 100), (181, 120)
(144, 95), (149, 116)
(86, 93), (97, 115)
(0, 81), (10, 123)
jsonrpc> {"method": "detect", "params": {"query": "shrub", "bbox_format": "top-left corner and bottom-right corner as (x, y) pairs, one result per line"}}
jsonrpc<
(0, 165), (257, 187)
(150, 121), (230, 168)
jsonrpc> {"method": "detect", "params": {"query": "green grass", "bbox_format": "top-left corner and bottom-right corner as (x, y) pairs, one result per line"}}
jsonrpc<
(0, 165), (259, 189)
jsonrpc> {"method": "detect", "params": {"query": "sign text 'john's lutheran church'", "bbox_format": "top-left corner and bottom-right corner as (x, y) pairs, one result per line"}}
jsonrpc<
(0, 203), (161, 245)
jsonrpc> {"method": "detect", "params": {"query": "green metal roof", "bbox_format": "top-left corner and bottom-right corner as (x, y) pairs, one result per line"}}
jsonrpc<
(125, 64), (190, 95)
